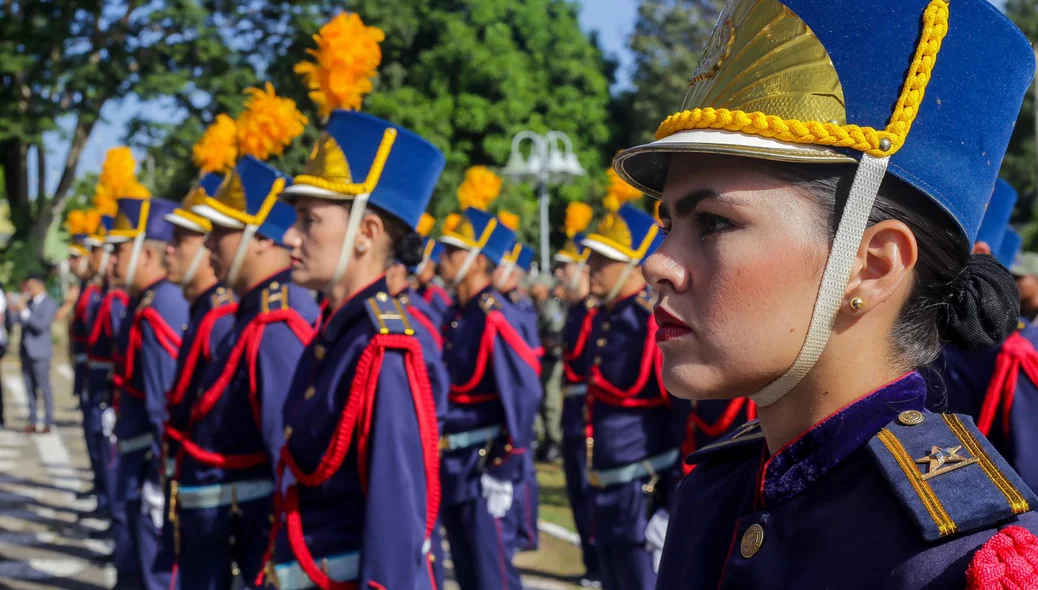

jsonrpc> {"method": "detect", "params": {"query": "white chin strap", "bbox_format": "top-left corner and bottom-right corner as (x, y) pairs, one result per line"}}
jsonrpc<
(324, 194), (370, 295)
(227, 225), (258, 288)
(123, 232), (147, 291)
(751, 153), (889, 408)
(181, 236), (209, 287)
(76, 256), (89, 277)
(415, 257), (429, 278)
(453, 245), (484, 289)
(496, 260), (517, 291)
(568, 259), (587, 294)
(96, 246), (112, 284)
(604, 258), (637, 306)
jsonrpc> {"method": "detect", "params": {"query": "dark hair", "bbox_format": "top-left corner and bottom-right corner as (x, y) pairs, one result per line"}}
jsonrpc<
(771, 162), (1018, 370)
(343, 202), (425, 269)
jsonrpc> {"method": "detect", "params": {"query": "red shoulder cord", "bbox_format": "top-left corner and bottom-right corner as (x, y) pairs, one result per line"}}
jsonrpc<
(563, 307), (597, 384)
(680, 398), (757, 476)
(979, 331), (1038, 438)
(406, 304), (443, 350)
(176, 308), (314, 471)
(87, 291), (129, 353)
(423, 284), (451, 308)
(164, 303), (238, 443)
(965, 525), (1038, 590)
(118, 307), (183, 400)
(448, 310), (541, 403)
(71, 283), (99, 343)
(259, 334), (441, 590)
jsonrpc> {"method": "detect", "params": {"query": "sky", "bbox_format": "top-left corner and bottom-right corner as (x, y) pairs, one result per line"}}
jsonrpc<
(30, 0), (1007, 199)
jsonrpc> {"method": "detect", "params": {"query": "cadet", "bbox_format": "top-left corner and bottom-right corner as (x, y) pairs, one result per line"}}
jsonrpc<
(438, 200), (542, 590)
(264, 31), (449, 582)
(555, 203), (601, 587)
(178, 83), (319, 588)
(107, 186), (189, 590)
(385, 214), (446, 349)
(580, 200), (670, 590)
(616, 0), (1038, 586)
(414, 234), (453, 321)
(161, 171), (237, 574)
(67, 211), (107, 514)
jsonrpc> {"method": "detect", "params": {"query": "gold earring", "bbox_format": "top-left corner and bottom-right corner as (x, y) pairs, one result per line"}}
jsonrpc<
(849, 297), (864, 311)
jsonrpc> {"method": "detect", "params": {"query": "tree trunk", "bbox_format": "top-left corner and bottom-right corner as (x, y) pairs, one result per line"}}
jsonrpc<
(28, 113), (99, 250)
(0, 138), (32, 242)
(34, 142), (46, 217)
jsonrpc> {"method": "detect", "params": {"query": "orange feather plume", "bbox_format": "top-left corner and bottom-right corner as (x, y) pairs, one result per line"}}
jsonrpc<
(294, 13), (385, 118)
(457, 166), (502, 211)
(236, 83), (308, 162)
(498, 210), (520, 231)
(564, 202), (593, 237)
(417, 213), (435, 237)
(193, 114), (238, 173)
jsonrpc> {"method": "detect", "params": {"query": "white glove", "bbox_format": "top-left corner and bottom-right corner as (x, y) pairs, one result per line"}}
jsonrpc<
(141, 480), (165, 530)
(101, 408), (116, 439)
(652, 548), (663, 573)
(480, 474), (514, 519)
(644, 508), (670, 552)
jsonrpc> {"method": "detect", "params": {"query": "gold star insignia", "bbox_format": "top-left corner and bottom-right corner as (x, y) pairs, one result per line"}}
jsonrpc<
(915, 445), (978, 481)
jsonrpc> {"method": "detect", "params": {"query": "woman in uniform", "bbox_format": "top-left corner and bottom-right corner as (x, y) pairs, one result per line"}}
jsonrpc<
(613, 0), (1038, 587)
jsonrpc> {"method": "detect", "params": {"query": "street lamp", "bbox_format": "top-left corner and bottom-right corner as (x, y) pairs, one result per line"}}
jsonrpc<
(500, 130), (586, 273)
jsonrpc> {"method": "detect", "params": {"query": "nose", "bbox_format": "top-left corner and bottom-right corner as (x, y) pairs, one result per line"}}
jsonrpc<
(642, 236), (688, 296)
(283, 225), (301, 248)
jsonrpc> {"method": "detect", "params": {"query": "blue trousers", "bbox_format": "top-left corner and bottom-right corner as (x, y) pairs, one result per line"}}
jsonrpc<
(589, 479), (655, 590)
(82, 401), (109, 512)
(562, 434), (599, 577)
(442, 495), (521, 590)
(117, 449), (173, 590)
(176, 495), (270, 589)
(105, 440), (139, 587)
(503, 454), (539, 553)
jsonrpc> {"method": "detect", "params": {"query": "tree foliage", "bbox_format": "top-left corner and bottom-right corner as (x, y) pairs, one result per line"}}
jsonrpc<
(1003, 0), (1038, 248)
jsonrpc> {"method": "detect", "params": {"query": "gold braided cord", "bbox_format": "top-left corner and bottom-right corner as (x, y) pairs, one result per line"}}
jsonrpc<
(655, 0), (949, 158)
(294, 128), (398, 196)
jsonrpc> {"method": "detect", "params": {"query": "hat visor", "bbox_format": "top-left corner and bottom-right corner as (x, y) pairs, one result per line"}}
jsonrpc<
(581, 238), (631, 263)
(439, 235), (476, 251)
(554, 252), (578, 263)
(279, 183), (360, 205)
(615, 129), (856, 198)
(191, 204), (247, 229)
(85, 236), (104, 247)
(164, 213), (209, 234)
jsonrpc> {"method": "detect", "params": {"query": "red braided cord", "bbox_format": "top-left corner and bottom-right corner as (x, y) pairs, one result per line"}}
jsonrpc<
(966, 526), (1038, 590)
(88, 291), (128, 349)
(167, 304), (238, 407)
(980, 332), (1038, 437)
(406, 305), (443, 350)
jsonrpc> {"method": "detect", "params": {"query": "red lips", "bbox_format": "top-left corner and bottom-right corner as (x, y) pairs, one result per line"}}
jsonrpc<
(654, 307), (692, 343)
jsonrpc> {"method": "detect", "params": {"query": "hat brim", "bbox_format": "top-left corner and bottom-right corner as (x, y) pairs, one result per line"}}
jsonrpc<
(439, 235), (475, 252)
(279, 183), (360, 205)
(615, 129), (856, 198)
(191, 204), (247, 229)
(581, 238), (631, 263)
(164, 213), (209, 234)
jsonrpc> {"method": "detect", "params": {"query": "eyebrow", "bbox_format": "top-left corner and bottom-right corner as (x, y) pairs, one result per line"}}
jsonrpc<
(661, 188), (720, 220)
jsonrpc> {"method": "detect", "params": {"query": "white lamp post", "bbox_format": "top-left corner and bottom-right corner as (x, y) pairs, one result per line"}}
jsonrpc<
(500, 130), (586, 272)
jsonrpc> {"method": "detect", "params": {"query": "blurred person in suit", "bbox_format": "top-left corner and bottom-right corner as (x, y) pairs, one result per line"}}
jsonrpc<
(12, 272), (58, 433)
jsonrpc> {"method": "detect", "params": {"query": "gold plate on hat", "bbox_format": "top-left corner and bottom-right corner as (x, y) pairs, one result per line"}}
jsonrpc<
(740, 523), (764, 558)
(898, 410), (924, 426)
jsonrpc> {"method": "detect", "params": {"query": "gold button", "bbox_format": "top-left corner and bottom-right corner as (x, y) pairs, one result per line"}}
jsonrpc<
(270, 281), (280, 290)
(593, 356), (602, 365)
(898, 410), (924, 426)
(601, 322), (610, 331)
(376, 292), (389, 302)
(400, 295), (409, 304)
(304, 386), (316, 400)
(596, 337), (607, 347)
(182, 324), (189, 332)
(450, 321), (459, 329)
(284, 426), (293, 441)
(740, 523), (764, 558)
(314, 345), (325, 360)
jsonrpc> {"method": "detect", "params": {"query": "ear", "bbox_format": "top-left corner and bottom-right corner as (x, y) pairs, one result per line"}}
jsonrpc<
(973, 241), (992, 255)
(356, 212), (384, 256)
(842, 219), (918, 316)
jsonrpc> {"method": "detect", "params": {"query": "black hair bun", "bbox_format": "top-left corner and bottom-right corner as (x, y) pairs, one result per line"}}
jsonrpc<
(395, 231), (425, 268)
(937, 254), (1019, 350)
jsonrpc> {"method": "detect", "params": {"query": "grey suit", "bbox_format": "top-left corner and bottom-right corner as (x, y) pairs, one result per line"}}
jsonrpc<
(17, 294), (56, 427)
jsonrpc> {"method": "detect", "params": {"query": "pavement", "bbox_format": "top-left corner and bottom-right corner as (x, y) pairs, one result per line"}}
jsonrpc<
(0, 337), (586, 590)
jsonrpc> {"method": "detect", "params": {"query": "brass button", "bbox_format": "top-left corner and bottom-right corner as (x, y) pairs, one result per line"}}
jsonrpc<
(450, 321), (459, 329)
(314, 345), (325, 360)
(304, 386), (316, 400)
(284, 426), (293, 441)
(376, 292), (389, 302)
(400, 295), (410, 304)
(593, 356), (602, 365)
(898, 410), (924, 426)
(596, 337), (607, 347)
(270, 281), (280, 290)
(740, 523), (764, 558)
(601, 322), (610, 331)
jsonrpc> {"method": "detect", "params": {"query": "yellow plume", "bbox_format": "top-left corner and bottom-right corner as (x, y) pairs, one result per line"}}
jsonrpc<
(98, 146), (150, 199)
(564, 202), (593, 238)
(603, 194), (620, 213)
(193, 114), (238, 173)
(498, 210), (520, 231)
(444, 213), (462, 235)
(236, 83), (308, 162)
(457, 166), (502, 211)
(417, 213), (435, 238)
(93, 188), (118, 217)
(66, 210), (86, 234)
(294, 13), (385, 118)
(606, 166), (641, 205)
(84, 210), (101, 236)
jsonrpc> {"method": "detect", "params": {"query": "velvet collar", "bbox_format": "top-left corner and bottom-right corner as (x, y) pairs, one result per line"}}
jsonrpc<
(759, 371), (927, 507)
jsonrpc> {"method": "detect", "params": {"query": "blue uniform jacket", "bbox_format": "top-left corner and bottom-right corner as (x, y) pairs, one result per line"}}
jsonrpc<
(180, 269), (319, 487)
(656, 372), (1038, 589)
(927, 320), (1038, 492)
(273, 277), (447, 590)
(165, 284), (237, 466)
(583, 288), (675, 473)
(417, 283), (452, 328)
(114, 279), (189, 488)
(71, 280), (102, 357)
(87, 286), (127, 406)
(506, 290), (543, 357)
(441, 285), (542, 505)
(399, 286), (445, 356)
(561, 298), (596, 440)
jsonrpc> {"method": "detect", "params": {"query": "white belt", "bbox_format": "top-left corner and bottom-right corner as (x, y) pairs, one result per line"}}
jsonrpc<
(587, 449), (680, 489)
(118, 433), (153, 455)
(439, 425), (503, 452)
(73, 353), (88, 364)
(563, 384), (587, 397)
(177, 479), (274, 511)
(274, 551), (359, 590)
(88, 360), (114, 371)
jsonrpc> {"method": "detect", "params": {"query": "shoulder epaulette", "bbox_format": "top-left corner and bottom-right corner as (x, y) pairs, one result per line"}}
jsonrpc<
(685, 420), (764, 466)
(479, 292), (502, 314)
(636, 289), (656, 314)
(365, 292), (415, 336)
(261, 282), (289, 313)
(866, 410), (1036, 542)
(210, 286), (233, 309)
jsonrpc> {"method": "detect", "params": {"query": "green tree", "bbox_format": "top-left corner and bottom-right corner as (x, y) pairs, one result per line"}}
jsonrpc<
(1003, 0), (1038, 248)
(0, 0), (249, 252)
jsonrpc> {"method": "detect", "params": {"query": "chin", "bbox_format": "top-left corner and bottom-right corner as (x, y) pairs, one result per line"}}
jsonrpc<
(661, 359), (745, 401)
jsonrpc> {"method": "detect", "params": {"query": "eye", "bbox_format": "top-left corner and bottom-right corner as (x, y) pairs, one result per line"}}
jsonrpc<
(695, 212), (733, 237)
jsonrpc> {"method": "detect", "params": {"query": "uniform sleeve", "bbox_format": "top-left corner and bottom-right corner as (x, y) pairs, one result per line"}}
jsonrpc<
(256, 322), (308, 474)
(488, 332), (542, 483)
(360, 352), (430, 589)
(138, 321), (178, 460)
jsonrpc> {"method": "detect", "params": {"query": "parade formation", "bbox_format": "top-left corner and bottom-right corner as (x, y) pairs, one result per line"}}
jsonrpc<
(25, 0), (1038, 588)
